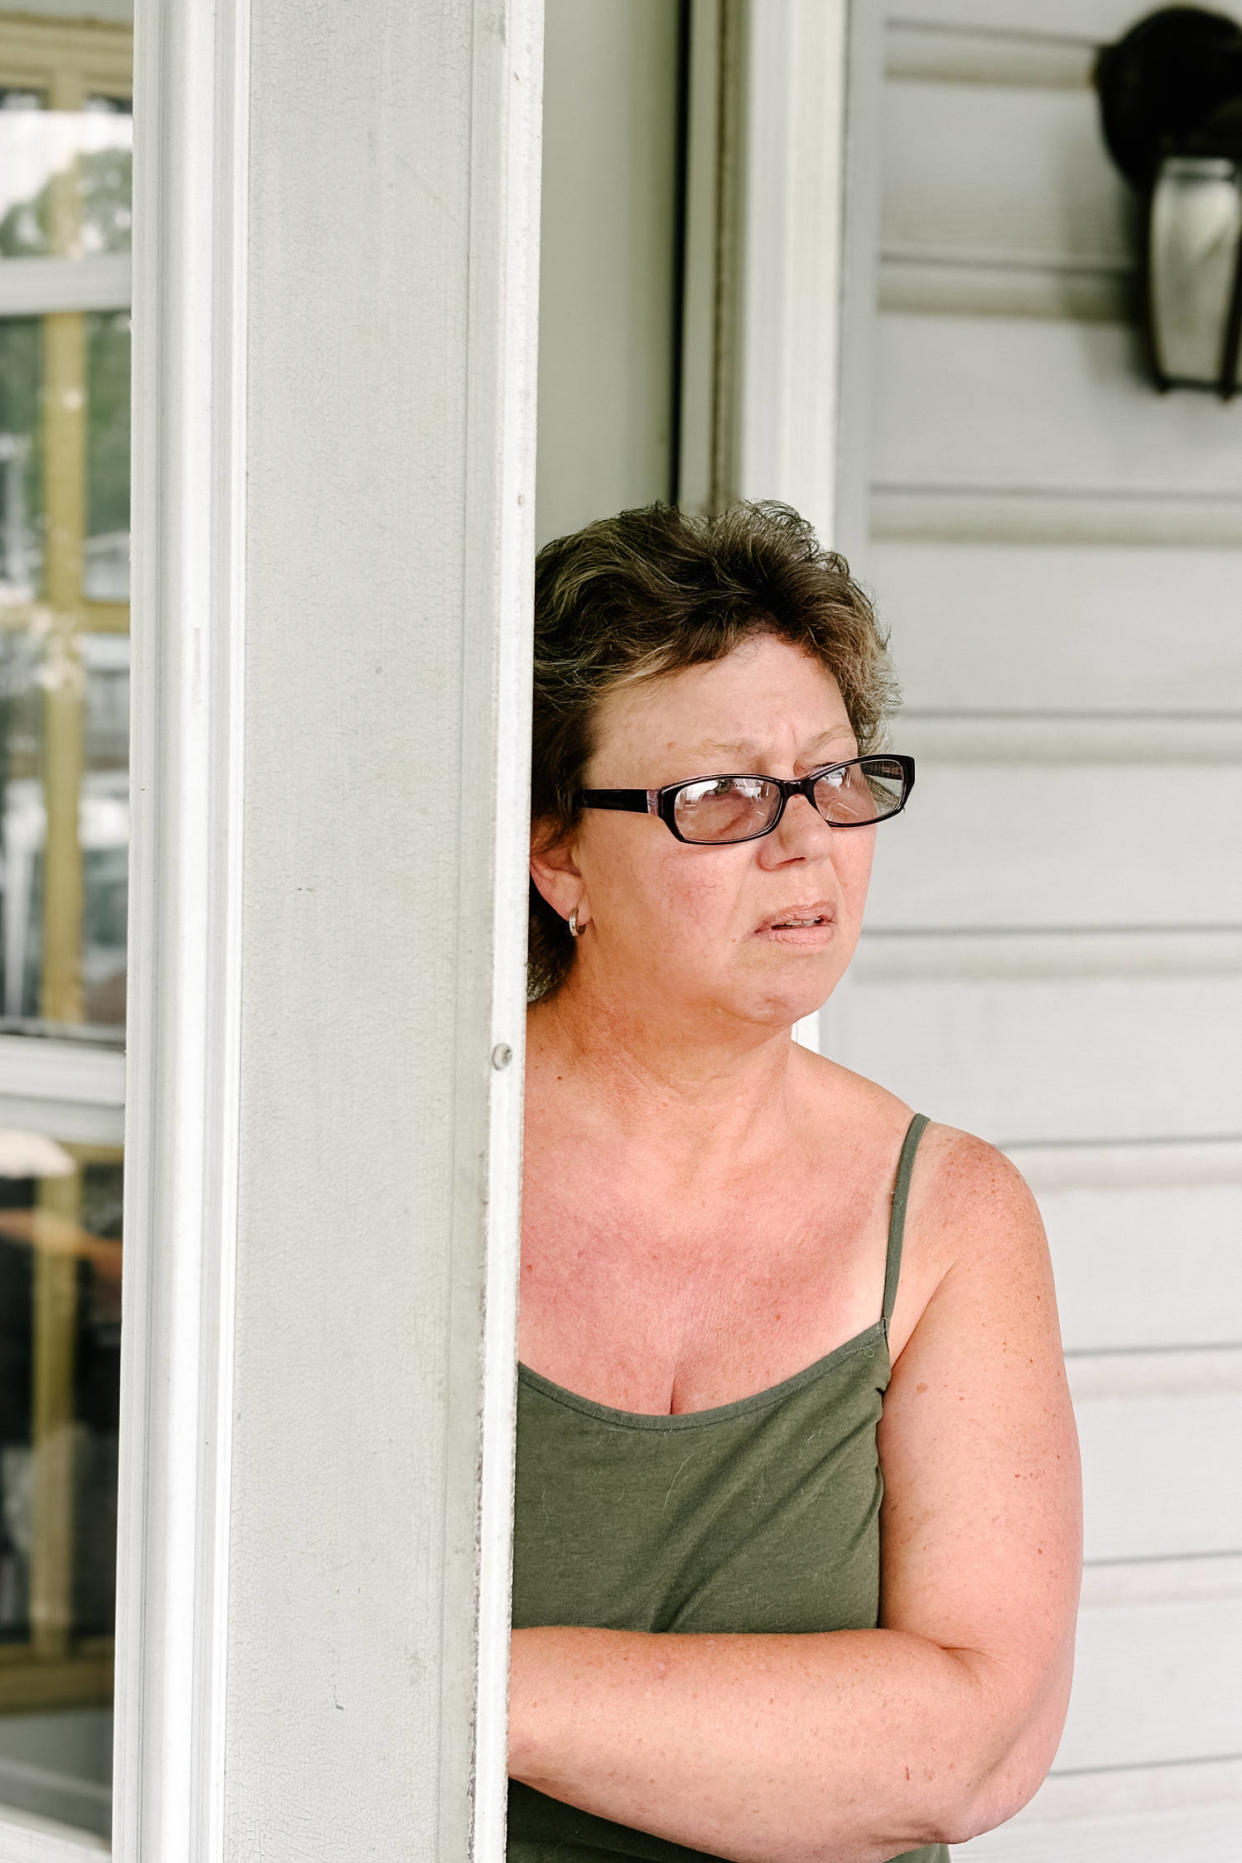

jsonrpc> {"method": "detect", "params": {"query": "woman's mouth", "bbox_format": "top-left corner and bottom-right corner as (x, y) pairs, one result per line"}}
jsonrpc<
(755, 906), (837, 943)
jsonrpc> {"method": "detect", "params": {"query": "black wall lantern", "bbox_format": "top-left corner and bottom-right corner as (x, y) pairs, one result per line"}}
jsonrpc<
(1096, 6), (1242, 396)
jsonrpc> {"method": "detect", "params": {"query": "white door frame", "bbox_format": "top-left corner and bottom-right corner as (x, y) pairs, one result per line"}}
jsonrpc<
(732, 0), (853, 1054)
(736, 0), (849, 544)
(111, 0), (250, 1854)
(111, 1), (542, 1858)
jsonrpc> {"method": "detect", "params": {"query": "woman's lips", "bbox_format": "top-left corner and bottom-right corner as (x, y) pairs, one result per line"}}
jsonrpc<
(754, 905), (837, 945)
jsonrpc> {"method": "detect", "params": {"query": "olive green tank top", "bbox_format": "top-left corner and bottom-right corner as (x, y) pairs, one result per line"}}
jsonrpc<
(509, 1110), (945, 1863)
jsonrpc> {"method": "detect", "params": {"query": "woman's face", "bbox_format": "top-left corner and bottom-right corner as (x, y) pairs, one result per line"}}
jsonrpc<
(533, 633), (877, 1034)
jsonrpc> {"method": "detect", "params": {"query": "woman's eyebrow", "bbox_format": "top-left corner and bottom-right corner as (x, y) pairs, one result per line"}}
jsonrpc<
(683, 725), (857, 766)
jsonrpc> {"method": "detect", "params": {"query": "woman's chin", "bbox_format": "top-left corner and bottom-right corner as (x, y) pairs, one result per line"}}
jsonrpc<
(743, 950), (847, 1027)
(741, 975), (839, 1033)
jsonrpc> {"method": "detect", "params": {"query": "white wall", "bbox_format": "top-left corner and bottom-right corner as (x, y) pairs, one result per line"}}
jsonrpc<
(834, 2), (1242, 1855)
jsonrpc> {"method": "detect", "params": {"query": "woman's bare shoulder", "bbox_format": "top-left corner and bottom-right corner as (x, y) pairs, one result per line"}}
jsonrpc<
(907, 1118), (1042, 1256)
(888, 1114), (1050, 1361)
(795, 1053), (1048, 1338)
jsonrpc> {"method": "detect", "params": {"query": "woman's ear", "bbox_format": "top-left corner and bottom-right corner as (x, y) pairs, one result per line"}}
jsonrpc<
(529, 819), (584, 923)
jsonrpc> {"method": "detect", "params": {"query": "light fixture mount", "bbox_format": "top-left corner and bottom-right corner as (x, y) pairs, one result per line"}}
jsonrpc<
(1096, 6), (1242, 397)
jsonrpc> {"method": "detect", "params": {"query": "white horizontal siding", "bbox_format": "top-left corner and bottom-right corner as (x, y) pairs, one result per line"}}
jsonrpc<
(1038, 1180), (1242, 1352)
(1069, 1352), (1242, 1561)
(868, 541), (1242, 715)
(960, 1790), (1242, 1863)
(874, 315), (1242, 502)
(864, 764), (1242, 930)
(1056, 1558), (1242, 1771)
(850, 9), (1242, 1853)
(882, 81), (1128, 269)
(832, 970), (1242, 1143)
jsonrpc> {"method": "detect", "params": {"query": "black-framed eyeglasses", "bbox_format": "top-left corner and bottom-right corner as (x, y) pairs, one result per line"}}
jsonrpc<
(578, 754), (916, 846)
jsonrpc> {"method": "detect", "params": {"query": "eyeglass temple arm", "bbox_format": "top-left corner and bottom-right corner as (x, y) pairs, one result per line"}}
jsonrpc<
(578, 789), (659, 816)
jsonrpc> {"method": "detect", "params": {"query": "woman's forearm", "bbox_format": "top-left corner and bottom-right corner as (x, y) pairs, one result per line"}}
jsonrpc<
(508, 1624), (1053, 1863)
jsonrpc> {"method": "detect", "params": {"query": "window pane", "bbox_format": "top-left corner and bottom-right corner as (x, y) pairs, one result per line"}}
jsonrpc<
(0, 104), (131, 260)
(0, 1142), (118, 1838)
(0, 318), (39, 598)
(0, 2), (132, 1837)
(0, 192), (132, 1042)
(86, 310), (130, 602)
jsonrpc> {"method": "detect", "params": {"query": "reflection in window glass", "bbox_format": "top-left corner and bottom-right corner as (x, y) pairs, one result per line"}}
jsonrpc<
(0, 1146), (118, 1836)
(0, 319), (39, 598)
(0, 2), (132, 1836)
(0, 246), (131, 1036)
(86, 310), (130, 601)
(0, 105), (131, 260)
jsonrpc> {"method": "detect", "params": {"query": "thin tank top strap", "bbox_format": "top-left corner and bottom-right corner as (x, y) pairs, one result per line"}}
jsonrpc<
(882, 1112), (931, 1331)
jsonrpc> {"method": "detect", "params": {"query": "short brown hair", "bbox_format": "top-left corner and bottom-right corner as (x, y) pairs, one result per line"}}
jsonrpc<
(528, 500), (899, 1001)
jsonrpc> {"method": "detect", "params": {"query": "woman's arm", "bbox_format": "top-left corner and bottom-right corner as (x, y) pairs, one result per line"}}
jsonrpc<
(507, 1130), (1082, 1863)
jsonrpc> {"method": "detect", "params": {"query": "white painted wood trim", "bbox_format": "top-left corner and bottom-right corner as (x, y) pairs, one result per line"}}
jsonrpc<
(464, 4), (543, 1851)
(734, 0), (850, 1055)
(112, 0), (249, 1853)
(0, 256), (130, 317)
(736, 0), (847, 545)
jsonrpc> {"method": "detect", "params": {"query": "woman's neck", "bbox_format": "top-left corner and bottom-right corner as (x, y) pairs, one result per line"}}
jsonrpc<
(525, 971), (813, 1177)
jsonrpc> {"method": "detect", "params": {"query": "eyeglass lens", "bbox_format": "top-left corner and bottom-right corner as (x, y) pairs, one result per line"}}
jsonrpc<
(672, 758), (906, 843)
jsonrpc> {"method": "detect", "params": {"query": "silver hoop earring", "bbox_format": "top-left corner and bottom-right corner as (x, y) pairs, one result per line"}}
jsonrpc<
(568, 907), (582, 939)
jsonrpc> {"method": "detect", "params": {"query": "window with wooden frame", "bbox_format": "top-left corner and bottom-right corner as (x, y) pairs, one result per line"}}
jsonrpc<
(0, 6), (132, 1847)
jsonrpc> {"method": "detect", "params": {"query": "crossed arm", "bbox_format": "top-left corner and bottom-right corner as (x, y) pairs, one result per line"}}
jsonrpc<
(507, 1133), (1083, 1863)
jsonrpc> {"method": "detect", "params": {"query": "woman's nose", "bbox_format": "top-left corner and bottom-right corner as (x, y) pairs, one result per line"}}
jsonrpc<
(761, 790), (835, 861)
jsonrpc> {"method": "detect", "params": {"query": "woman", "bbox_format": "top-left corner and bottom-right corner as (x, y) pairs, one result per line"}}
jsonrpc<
(509, 502), (1081, 1863)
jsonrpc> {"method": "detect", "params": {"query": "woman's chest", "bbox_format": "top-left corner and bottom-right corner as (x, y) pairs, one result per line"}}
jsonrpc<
(517, 1172), (889, 1416)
